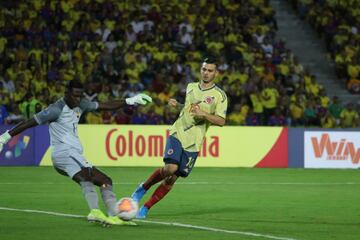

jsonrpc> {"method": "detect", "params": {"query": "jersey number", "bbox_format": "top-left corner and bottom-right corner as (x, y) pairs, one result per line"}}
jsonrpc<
(184, 156), (196, 173)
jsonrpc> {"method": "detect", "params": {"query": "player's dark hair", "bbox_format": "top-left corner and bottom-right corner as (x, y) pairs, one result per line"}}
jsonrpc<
(66, 80), (83, 90)
(203, 56), (218, 69)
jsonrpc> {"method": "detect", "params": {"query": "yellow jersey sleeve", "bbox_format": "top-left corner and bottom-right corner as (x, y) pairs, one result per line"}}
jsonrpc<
(214, 87), (228, 119)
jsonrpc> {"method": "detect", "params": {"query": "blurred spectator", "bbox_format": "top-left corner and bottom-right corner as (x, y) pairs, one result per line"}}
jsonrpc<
(289, 95), (305, 126)
(340, 103), (359, 128)
(0, 0), (357, 128)
(245, 109), (261, 126)
(86, 112), (103, 124)
(0, 104), (8, 124)
(291, 0), (360, 95)
(131, 107), (147, 124)
(347, 77), (360, 94)
(261, 82), (279, 123)
(304, 100), (319, 126)
(321, 111), (337, 128)
(227, 103), (241, 125)
(98, 84), (113, 102)
(114, 108), (132, 125)
(83, 83), (98, 101)
(328, 96), (343, 126)
(102, 111), (115, 124)
(1, 72), (15, 94)
(268, 108), (286, 126)
(95, 22), (111, 42)
(5, 104), (24, 125)
(250, 87), (265, 124)
(146, 105), (163, 124)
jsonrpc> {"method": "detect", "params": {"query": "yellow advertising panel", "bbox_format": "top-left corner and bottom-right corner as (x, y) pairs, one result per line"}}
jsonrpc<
(40, 125), (283, 167)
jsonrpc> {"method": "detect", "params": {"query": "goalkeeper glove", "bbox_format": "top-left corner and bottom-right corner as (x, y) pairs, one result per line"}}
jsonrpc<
(0, 131), (11, 153)
(126, 93), (152, 105)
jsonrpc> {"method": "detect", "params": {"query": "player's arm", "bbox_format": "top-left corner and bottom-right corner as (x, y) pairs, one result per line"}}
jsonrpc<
(0, 103), (62, 152)
(8, 118), (38, 136)
(190, 106), (226, 126)
(98, 99), (126, 111)
(97, 93), (152, 111)
(205, 114), (226, 126)
(190, 91), (228, 126)
(168, 98), (184, 111)
(0, 118), (39, 152)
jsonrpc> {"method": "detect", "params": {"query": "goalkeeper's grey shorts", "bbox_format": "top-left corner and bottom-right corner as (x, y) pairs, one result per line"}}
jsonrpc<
(52, 149), (93, 178)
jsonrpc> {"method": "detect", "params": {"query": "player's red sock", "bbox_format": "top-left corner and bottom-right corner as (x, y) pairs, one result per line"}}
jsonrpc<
(144, 183), (172, 209)
(143, 168), (165, 190)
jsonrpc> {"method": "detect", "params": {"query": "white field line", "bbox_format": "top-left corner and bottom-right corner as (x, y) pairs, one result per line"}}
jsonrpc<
(0, 182), (358, 185)
(138, 219), (297, 240)
(0, 206), (297, 240)
(0, 206), (84, 218)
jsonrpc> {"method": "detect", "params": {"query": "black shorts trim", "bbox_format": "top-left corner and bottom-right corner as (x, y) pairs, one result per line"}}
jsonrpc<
(163, 157), (179, 165)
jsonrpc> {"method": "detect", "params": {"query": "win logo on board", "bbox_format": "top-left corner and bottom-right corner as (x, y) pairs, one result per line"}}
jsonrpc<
(3, 135), (30, 159)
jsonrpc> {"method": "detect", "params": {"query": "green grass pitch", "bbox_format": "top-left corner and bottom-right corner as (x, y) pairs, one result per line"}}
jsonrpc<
(0, 167), (359, 240)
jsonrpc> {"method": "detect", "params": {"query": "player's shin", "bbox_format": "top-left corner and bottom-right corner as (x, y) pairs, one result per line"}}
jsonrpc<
(144, 182), (173, 209)
(100, 185), (118, 216)
(80, 181), (99, 210)
(143, 168), (166, 190)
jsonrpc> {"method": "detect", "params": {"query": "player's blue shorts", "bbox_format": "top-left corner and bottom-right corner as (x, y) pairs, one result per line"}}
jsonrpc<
(163, 135), (199, 178)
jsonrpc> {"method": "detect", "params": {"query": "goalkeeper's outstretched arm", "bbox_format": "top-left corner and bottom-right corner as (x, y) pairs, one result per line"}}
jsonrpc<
(0, 118), (38, 152)
(98, 99), (127, 111)
(8, 118), (39, 136)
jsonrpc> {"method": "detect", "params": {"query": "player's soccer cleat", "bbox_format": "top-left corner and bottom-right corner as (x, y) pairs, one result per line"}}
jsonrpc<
(107, 216), (137, 226)
(131, 183), (147, 202)
(87, 209), (111, 225)
(136, 206), (149, 219)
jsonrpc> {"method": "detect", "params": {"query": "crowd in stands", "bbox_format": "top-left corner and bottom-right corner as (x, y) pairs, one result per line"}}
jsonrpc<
(289, 0), (360, 94)
(0, 0), (359, 128)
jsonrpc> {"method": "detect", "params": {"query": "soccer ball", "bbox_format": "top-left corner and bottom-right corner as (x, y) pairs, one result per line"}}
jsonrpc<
(116, 197), (139, 221)
(5, 151), (13, 159)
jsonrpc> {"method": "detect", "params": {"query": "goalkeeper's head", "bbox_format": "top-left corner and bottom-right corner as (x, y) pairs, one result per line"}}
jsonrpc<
(64, 80), (84, 108)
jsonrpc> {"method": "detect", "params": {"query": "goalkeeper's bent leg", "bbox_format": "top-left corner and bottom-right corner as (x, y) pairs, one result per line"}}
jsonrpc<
(80, 181), (99, 210)
(100, 185), (118, 216)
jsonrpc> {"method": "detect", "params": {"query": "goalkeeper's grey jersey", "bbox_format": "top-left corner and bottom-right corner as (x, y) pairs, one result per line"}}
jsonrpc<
(34, 98), (98, 154)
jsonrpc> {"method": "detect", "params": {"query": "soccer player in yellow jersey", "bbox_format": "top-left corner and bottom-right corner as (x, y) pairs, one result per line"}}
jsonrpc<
(131, 57), (228, 218)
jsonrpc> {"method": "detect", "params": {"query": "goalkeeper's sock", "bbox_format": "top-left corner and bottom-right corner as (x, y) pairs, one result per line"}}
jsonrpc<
(100, 185), (117, 216)
(143, 168), (165, 190)
(144, 183), (173, 209)
(80, 181), (99, 210)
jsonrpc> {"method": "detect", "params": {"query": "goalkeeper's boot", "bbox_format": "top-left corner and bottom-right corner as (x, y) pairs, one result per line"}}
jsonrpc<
(131, 183), (147, 202)
(136, 206), (149, 219)
(87, 209), (112, 227)
(107, 216), (137, 226)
